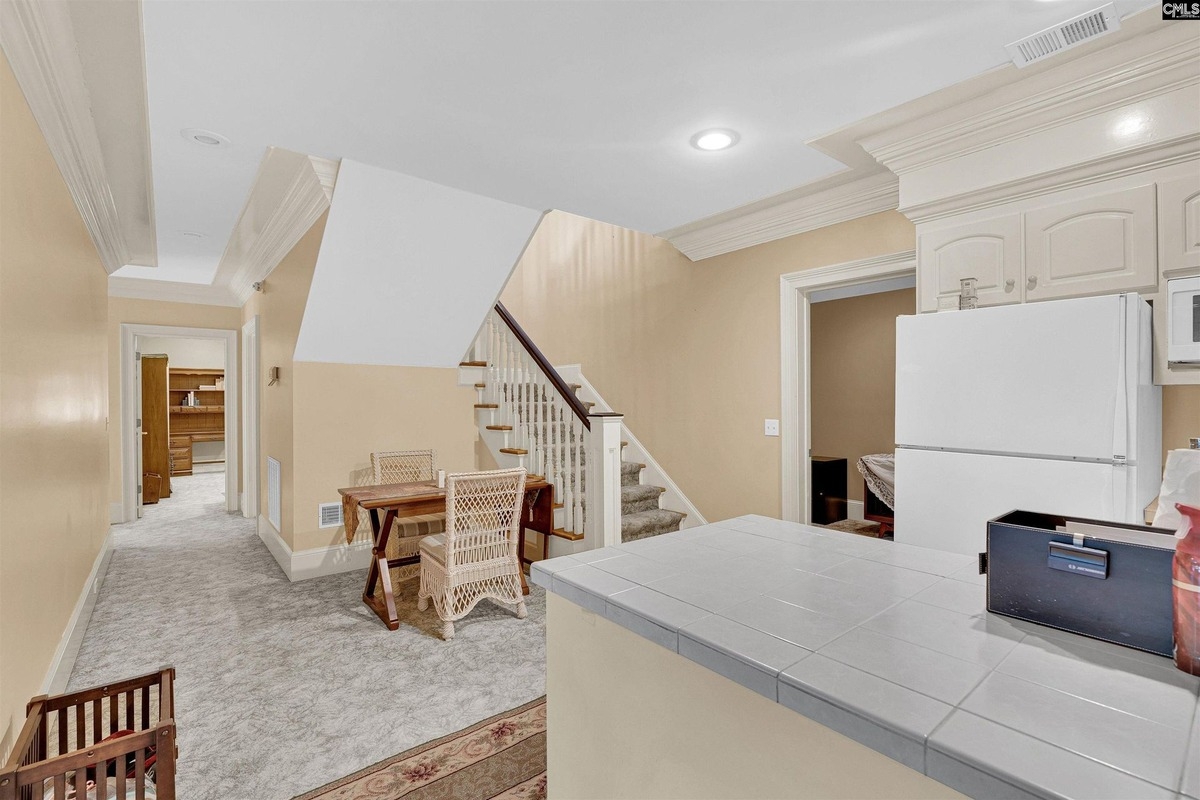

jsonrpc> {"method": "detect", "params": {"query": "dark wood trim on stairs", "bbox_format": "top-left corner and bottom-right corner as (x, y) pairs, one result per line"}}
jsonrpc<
(494, 302), (592, 430)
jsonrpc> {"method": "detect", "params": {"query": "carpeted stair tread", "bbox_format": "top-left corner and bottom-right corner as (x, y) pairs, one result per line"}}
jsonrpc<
(620, 461), (643, 486)
(622, 508), (686, 542)
(622, 484), (665, 515)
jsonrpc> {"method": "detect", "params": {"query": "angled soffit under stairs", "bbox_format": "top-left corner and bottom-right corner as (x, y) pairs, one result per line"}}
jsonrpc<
(108, 148), (338, 307)
(0, 0), (156, 274)
(293, 160), (545, 368)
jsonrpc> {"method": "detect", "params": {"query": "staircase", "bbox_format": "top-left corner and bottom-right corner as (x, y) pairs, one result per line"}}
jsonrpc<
(620, 451), (686, 542)
(462, 304), (688, 552)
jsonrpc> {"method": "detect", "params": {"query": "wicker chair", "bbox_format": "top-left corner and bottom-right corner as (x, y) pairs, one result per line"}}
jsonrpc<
(370, 449), (446, 585)
(417, 467), (528, 640)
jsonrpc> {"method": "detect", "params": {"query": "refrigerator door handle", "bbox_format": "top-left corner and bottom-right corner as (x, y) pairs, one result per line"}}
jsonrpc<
(1111, 294), (1129, 462)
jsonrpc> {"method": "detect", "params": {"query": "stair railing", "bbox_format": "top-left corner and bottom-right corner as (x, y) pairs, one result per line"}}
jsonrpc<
(471, 304), (622, 547)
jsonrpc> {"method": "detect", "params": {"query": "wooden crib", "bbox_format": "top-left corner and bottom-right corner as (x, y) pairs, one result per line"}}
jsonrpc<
(0, 669), (176, 800)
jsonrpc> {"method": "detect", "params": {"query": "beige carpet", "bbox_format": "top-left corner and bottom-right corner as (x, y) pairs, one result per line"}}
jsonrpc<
(293, 698), (547, 800)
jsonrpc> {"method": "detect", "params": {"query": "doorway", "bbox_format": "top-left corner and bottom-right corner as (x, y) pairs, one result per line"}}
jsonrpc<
(779, 250), (916, 526)
(119, 324), (239, 522)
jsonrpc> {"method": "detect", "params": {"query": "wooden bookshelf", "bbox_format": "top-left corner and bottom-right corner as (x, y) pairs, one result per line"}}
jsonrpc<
(168, 368), (225, 476)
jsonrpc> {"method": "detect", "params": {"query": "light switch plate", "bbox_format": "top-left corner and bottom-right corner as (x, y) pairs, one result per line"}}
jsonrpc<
(764, 419), (780, 437)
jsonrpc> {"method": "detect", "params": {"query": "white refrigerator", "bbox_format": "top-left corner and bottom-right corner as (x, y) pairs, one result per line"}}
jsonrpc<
(894, 293), (1161, 556)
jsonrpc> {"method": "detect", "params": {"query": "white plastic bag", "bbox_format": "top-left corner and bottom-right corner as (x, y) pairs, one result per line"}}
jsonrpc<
(1153, 449), (1200, 531)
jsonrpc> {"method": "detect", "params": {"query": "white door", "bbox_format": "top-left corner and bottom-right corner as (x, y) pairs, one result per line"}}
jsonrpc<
(896, 294), (1130, 461)
(241, 316), (259, 518)
(895, 448), (1127, 556)
(135, 351), (144, 519)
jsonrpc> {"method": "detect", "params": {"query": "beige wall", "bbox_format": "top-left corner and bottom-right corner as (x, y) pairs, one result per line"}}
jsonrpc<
(290, 363), (480, 552)
(811, 288), (915, 502)
(502, 210), (917, 522)
(546, 595), (965, 799)
(106, 297), (242, 510)
(241, 213), (326, 547)
(136, 336), (226, 369)
(0, 55), (109, 758)
(1163, 385), (1200, 462)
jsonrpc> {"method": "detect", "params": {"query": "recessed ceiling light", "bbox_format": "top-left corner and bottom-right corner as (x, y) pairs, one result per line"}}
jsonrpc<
(690, 129), (739, 152)
(181, 128), (230, 148)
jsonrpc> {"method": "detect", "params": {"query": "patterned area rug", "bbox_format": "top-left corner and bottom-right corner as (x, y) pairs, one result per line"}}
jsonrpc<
(823, 519), (883, 537)
(293, 698), (547, 800)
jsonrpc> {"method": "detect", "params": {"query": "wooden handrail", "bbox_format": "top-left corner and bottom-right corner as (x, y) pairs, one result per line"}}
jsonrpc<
(493, 303), (591, 430)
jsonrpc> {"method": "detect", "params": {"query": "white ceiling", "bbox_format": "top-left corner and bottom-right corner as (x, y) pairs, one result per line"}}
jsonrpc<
(114, 0), (1156, 285)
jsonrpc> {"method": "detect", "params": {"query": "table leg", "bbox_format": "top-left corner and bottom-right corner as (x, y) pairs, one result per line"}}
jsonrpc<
(363, 508), (401, 630)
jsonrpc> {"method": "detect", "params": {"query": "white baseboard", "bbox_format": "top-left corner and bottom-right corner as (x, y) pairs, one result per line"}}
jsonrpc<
(42, 528), (115, 694)
(109, 502), (125, 524)
(847, 500), (865, 521)
(256, 515), (372, 582)
(291, 539), (373, 581)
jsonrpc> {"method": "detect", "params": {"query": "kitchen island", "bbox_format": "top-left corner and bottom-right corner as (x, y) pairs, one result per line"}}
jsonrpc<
(532, 515), (1200, 800)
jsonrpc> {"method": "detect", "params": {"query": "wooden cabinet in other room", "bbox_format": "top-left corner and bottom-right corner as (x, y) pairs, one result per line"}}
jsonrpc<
(917, 215), (1022, 313)
(1023, 183), (1158, 302)
(810, 456), (847, 525)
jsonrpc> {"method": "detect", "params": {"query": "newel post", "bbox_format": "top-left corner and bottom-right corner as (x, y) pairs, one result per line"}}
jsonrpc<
(588, 412), (624, 549)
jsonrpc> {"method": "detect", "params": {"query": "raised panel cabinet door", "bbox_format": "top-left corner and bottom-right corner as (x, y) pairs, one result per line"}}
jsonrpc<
(1159, 173), (1200, 276)
(1024, 183), (1158, 301)
(916, 214), (1022, 312)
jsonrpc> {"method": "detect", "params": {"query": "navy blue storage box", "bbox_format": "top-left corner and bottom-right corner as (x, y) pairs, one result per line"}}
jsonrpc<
(986, 510), (1177, 657)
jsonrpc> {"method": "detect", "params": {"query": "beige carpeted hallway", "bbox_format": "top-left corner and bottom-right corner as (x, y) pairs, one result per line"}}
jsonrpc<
(68, 471), (547, 800)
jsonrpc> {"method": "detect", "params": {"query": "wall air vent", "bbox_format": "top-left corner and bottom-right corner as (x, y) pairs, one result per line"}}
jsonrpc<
(318, 502), (344, 529)
(1005, 3), (1119, 68)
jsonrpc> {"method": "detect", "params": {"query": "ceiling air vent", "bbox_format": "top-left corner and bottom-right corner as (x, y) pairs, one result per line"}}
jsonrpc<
(318, 502), (344, 529)
(1005, 3), (1120, 68)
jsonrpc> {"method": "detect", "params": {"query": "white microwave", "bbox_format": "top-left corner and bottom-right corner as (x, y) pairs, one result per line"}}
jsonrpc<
(1167, 276), (1200, 364)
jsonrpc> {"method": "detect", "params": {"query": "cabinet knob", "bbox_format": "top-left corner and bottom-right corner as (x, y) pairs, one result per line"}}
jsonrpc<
(1026, 276), (1038, 291)
(1005, 279), (1015, 293)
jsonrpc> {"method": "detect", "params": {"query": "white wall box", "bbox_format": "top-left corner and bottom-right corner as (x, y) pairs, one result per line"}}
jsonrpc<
(917, 214), (1022, 313)
(1022, 183), (1158, 302)
(1158, 173), (1200, 276)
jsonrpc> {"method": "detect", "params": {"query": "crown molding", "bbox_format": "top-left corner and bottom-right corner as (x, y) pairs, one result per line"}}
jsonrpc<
(901, 133), (1200, 223)
(661, 171), (899, 262)
(210, 148), (339, 306)
(0, 0), (155, 274)
(108, 276), (240, 307)
(861, 23), (1200, 176)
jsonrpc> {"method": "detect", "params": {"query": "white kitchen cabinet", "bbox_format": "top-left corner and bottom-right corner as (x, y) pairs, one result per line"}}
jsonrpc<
(1158, 173), (1200, 276)
(1023, 183), (1158, 302)
(916, 214), (1022, 312)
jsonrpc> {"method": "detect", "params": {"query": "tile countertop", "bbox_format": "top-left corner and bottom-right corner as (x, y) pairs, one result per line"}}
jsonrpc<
(531, 515), (1200, 800)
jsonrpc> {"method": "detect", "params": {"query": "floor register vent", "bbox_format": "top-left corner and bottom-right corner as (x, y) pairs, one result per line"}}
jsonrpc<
(318, 502), (344, 528)
(1005, 3), (1119, 68)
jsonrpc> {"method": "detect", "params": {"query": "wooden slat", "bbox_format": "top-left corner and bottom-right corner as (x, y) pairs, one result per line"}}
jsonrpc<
(474, 403), (498, 409)
(134, 748), (145, 800)
(499, 448), (528, 455)
(109, 694), (119, 735)
(549, 527), (585, 541)
(74, 705), (83, 751)
(92, 699), (101, 747)
(485, 425), (512, 431)
(56, 709), (66, 756)
(459, 360), (487, 367)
